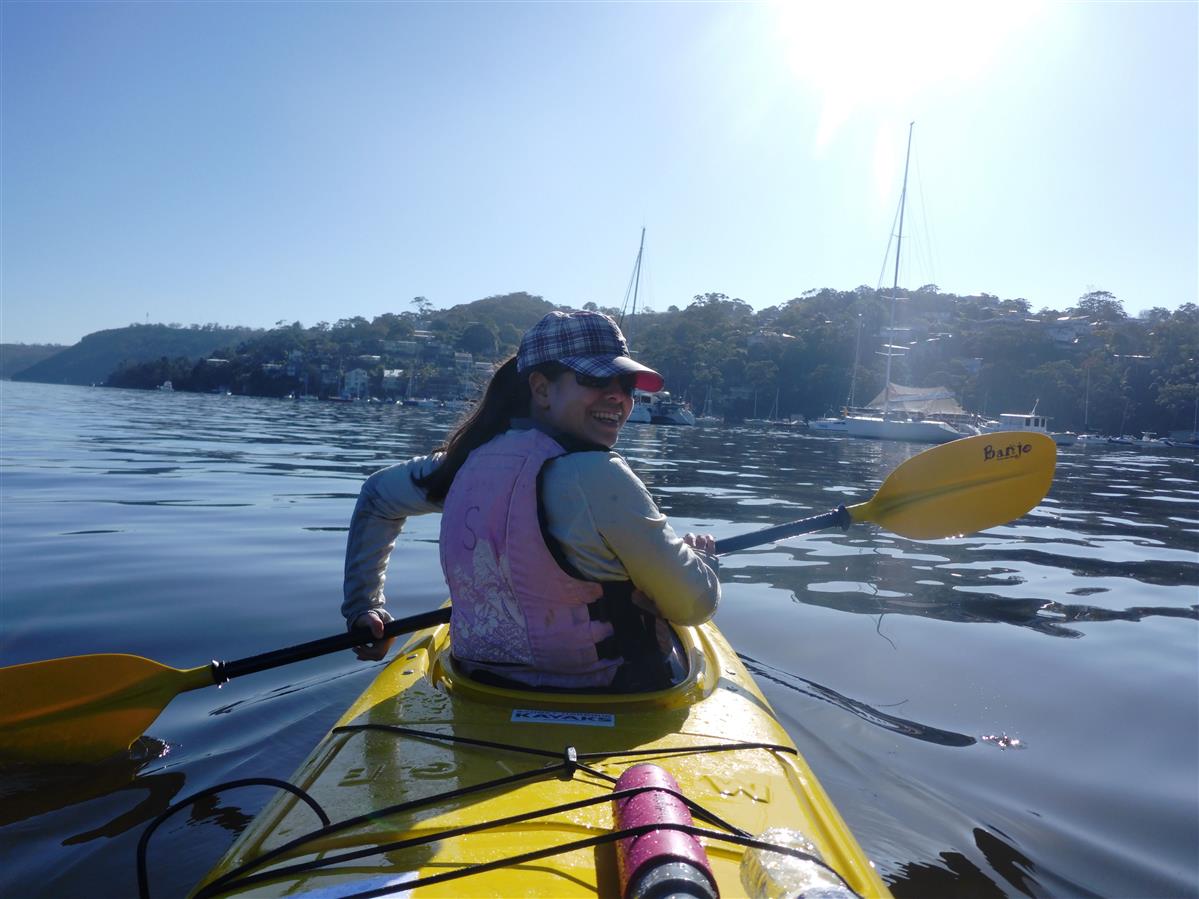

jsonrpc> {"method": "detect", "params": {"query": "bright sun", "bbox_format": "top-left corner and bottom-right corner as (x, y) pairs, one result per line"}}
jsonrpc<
(770, 0), (1044, 150)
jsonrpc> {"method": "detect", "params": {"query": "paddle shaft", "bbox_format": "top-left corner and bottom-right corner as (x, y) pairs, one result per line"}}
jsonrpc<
(186, 432), (1057, 681)
(715, 505), (853, 556)
(213, 607), (452, 683)
(211, 509), (853, 685)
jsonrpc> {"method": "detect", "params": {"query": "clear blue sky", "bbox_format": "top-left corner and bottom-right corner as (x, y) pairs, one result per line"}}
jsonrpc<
(2, 1), (1195, 345)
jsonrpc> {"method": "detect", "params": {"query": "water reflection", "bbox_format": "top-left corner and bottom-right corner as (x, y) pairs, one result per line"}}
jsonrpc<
(741, 656), (976, 747)
(891, 827), (1049, 899)
(0, 738), (178, 834)
(2, 383), (1196, 899)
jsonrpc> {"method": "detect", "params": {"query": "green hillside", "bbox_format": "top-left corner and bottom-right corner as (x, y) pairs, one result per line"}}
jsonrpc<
(11, 324), (260, 386)
(0, 344), (67, 379)
(16, 288), (1198, 438)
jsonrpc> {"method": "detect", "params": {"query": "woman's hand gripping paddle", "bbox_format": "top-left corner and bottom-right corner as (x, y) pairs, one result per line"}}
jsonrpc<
(0, 432), (1054, 766)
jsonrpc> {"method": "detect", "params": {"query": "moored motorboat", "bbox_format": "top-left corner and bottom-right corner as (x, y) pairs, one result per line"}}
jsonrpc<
(648, 391), (696, 426)
(980, 409), (1075, 446)
(1133, 431), (1170, 446)
(188, 615), (892, 898)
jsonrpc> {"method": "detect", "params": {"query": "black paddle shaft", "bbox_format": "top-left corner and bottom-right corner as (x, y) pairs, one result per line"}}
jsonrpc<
(715, 505), (851, 556)
(210, 504), (853, 685)
(212, 607), (453, 683)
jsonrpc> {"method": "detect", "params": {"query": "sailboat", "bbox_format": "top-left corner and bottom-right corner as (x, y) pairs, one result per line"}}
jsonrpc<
(844, 123), (977, 445)
(810, 315), (864, 433)
(1075, 366), (1106, 444)
(620, 228), (653, 425)
(694, 385), (721, 425)
(744, 388), (780, 427)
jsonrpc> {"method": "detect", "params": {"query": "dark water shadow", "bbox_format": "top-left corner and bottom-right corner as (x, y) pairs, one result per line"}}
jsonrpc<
(890, 825), (1103, 899)
(739, 655), (976, 748)
(0, 736), (258, 846)
(792, 588), (1197, 639)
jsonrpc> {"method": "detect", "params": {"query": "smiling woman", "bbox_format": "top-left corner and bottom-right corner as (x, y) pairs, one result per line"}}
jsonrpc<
(340, 310), (721, 694)
(530, 367), (635, 448)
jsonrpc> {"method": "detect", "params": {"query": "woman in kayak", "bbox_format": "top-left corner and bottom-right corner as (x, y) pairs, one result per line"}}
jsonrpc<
(341, 310), (720, 691)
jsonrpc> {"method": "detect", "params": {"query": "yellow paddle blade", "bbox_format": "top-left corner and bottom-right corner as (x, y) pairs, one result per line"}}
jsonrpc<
(0, 654), (214, 765)
(849, 431), (1057, 539)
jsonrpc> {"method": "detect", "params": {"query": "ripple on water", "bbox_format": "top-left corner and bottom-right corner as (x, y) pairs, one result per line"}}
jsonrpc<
(943, 559), (1198, 611)
(807, 581), (909, 598)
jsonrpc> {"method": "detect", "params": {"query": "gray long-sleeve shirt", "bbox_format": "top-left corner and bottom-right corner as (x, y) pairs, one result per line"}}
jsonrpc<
(342, 430), (720, 628)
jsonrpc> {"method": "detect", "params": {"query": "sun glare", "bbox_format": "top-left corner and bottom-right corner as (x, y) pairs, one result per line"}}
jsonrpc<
(771, 0), (1044, 151)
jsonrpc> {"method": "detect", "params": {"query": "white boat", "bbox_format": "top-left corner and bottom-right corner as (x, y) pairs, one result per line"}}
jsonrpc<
(841, 123), (978, 446)
(1133, 431), (1170, 446)
(627, 389), (653, 424)
(157, 380), (174, 392)
(980, 407), (1075, 446)
(845, 414), (970, 443)
(844, 384), (979, 444)
(649, 391), (696, 426)
(809, 416), (848, 433)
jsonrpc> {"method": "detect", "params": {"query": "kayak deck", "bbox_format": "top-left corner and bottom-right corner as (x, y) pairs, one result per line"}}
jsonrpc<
(193, 617), (892, 897)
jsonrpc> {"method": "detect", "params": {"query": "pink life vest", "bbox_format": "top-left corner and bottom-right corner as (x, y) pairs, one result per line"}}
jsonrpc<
(439, 428), (625, 689)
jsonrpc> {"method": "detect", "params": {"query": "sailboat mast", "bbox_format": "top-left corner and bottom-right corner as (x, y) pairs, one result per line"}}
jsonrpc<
(1084, 366), (1090, 429)
(882, 121), (915, 418)
(847, 311), (863, 409)
(632, 226), (645, 318)
(620, 227), (646, 344)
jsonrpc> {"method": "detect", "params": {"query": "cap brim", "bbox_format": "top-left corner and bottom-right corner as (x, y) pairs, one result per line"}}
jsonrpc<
(560, 355), (664, 393)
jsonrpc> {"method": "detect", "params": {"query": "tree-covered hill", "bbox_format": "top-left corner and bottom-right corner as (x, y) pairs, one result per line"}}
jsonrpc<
(69, 288), (1199, 438)
(11, 324), (260, 386)
(0, 343), (66, 379)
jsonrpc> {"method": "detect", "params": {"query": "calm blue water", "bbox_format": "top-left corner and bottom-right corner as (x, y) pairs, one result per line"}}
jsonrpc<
(1, 380), (1196, 898)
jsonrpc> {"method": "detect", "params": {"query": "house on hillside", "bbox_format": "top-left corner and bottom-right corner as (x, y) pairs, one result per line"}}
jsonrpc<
(386, 340), (419, 359)
(344, 368), (370, 399)
(1045, 317), (1095, 346)
(285, 350), (304, 376)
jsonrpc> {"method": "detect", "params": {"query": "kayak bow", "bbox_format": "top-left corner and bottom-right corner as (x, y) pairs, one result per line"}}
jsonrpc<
(185, 614), (893, 898)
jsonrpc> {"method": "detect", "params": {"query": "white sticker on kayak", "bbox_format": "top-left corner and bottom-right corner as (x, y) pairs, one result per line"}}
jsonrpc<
(511, 709), (615, 727)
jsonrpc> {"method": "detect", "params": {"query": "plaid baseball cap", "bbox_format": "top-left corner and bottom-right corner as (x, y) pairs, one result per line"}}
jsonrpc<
(517, 311), (664, 392)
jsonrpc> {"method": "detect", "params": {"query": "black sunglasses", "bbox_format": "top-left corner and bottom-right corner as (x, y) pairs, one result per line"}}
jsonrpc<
(574, 371), (638, 394)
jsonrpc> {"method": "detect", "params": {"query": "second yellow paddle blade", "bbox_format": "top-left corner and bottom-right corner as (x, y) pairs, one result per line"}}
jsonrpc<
(0, 653), (214, 765)
(853, 431), (1057, 539)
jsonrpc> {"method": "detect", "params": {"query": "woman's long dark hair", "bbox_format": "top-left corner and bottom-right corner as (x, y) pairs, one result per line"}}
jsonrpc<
(414, 355), (568, 502)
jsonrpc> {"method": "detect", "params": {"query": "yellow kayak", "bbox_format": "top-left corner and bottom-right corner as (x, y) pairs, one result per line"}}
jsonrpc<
(193, 614), (893, 898)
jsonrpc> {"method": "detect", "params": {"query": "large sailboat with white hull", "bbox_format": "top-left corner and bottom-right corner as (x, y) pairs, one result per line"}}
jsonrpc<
(845, 123), (976, 444)
(620, 228), (652, 424)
